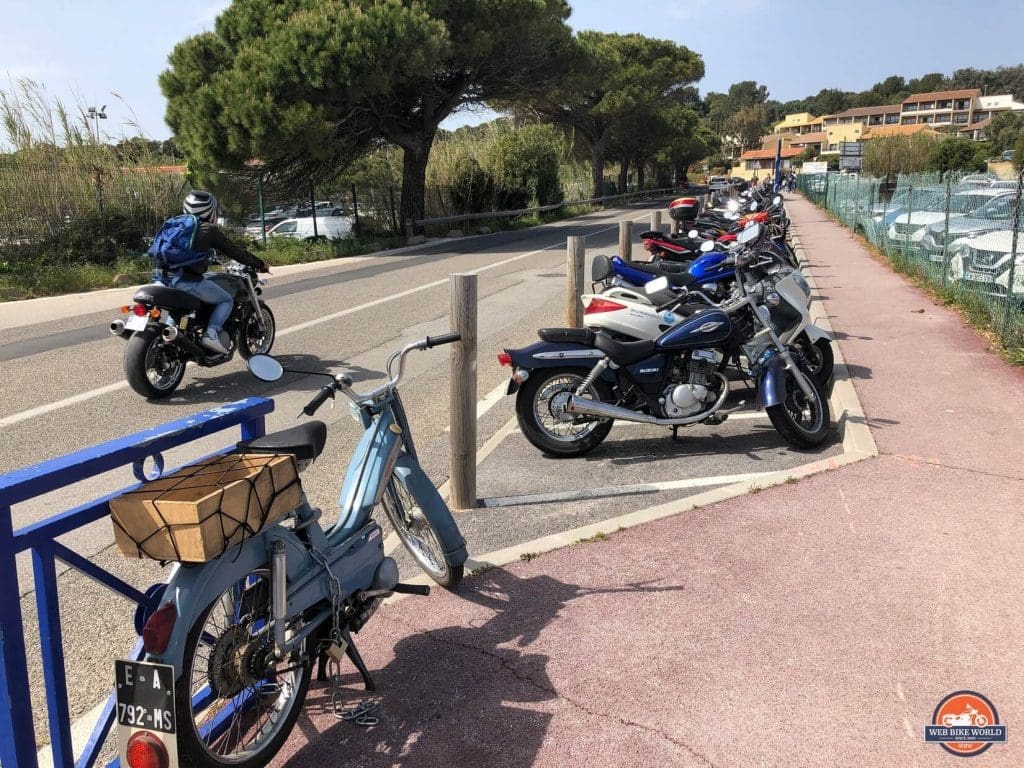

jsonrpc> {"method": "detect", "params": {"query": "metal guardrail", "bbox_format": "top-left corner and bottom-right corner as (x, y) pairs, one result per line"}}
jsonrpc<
(0, 398), (273, 768)
(410, 185), (682, 230)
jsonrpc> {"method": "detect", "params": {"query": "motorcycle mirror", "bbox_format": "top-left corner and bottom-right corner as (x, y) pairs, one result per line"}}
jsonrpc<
(700, 240), (716, 253)
(248, 354), (284, 382)
(644, 276), (670, 295)
(773, 194), (782, 206)
(687, 229), (699, 239)
(737, 222), (761, 245)
(727, 200), (739, 213)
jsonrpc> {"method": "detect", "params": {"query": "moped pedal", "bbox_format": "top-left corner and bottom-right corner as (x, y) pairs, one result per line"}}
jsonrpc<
(392, 583), (431, 596)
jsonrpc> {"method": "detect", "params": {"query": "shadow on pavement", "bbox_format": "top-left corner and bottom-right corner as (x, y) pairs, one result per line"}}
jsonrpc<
(279, 570), (685, 768)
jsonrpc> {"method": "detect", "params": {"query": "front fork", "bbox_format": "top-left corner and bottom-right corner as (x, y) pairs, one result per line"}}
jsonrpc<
(271, 540), (288, 656)
(750, 305), (817, 401)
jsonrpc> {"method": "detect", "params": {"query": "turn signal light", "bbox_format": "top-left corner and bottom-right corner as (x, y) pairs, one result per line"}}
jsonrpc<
(142, 603), (177, 654)
(126, 731), (168, 768)
(497, 352), (512, 367)
(131, 304), (148, 317)
(583, 298), (626, 315)
(120, 306), (131, 314)
(149, 308), (161, 319)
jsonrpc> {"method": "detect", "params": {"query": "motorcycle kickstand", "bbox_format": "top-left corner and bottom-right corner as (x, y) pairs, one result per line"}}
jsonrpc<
(671, 425), (680, 440)
(342, 627), (376, 692)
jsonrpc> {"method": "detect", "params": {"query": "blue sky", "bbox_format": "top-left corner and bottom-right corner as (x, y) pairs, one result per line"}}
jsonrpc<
(2, 0), (1023, 143)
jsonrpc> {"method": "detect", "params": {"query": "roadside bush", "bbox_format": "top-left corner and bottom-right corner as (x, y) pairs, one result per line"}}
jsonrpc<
(927, 137), (986, 174)
(863, 133), (939, 177)
(487, 124), (565, 210)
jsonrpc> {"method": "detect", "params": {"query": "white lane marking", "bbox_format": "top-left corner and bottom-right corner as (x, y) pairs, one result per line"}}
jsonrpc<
(479, 470), (777, 508)
(444, 381), (508, 432)
(1, 216), (640, 430)
(0, 381), (129, 429)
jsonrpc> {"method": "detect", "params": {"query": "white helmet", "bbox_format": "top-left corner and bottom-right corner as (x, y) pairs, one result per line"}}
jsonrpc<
(183, 190), (218, 223)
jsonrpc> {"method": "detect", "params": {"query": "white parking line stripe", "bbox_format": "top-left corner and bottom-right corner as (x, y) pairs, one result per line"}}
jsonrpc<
(479, 470), (778, 508)
(1, 216), (641, 430)
(444, 380), (508, 432)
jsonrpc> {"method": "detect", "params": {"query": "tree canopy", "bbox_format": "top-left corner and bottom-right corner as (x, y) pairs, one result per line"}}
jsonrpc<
(161, 0), (573, 225)
(527, 31), (703, 197)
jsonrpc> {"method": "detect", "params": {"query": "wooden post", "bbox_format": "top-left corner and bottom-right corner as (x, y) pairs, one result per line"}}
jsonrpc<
(619, 220), (631, 261)
(449, 273), (477, 511)
(650, 210), (662, 233)
(567, 236), (585, 328)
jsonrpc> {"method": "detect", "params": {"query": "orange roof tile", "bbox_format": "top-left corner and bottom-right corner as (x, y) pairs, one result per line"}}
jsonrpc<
(862, 124), (940, 139)
(902, 88), (980, 104)
(790, 131), (827, 144)
(739, 147), (803, 161)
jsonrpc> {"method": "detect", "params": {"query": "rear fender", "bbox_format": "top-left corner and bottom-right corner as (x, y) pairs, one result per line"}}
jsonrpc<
(505, 340), (608, 371)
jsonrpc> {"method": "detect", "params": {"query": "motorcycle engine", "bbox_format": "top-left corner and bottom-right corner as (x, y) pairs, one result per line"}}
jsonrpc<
(662, 349), (719, 417)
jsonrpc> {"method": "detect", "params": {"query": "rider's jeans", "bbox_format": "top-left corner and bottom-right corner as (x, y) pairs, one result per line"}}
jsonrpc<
(171, 275), (232, 336)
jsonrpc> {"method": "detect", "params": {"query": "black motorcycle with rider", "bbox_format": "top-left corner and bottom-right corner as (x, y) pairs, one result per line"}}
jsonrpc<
(110, 191), (275, 398)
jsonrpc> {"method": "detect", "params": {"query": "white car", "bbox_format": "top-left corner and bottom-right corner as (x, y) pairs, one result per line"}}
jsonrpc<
(268, 215), (354, 241)
(948, 228), (1023, 298)
(886, 189), (1011, 246)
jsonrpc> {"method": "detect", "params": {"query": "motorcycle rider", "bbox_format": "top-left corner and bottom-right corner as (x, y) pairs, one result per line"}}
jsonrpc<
(160, 191), (269, 355)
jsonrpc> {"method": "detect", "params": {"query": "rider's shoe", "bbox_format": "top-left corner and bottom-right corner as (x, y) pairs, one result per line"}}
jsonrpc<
(201, 331), (230, 355)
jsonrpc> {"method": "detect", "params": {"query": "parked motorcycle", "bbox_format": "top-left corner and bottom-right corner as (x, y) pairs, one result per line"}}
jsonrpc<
(110, 260), (275, 398)
(500, 224), (831, 456)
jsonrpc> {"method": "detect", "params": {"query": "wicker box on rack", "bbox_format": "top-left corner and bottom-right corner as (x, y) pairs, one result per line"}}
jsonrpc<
(109, 453), (302, 563)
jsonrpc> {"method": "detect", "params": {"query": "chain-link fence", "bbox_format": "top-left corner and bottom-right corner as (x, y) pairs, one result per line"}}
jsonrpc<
(797, 169), (1024, 360)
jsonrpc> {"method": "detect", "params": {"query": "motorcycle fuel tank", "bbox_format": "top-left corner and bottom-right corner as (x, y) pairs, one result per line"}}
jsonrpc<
(656, 309), (732, 349)
(688, 251), (735, 282)
(207, 272), (244, 298)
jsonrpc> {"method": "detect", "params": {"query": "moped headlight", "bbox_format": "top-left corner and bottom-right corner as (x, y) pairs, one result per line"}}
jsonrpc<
(348, 400), (362, 423)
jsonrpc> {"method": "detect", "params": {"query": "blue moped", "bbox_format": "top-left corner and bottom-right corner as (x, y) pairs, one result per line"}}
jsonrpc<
(120, 334), (467, 768)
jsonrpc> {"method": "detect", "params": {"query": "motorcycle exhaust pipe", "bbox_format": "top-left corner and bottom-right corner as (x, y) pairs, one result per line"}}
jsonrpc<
(567, 373), (731, 426)
(109, 319), (126, 336)
(161, 326), (178, 342)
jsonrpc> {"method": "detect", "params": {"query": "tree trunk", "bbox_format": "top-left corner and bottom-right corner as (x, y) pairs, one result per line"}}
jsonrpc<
(617, 158), (629, 195)
(590, 146), (606, 200)
(400, 133), (436, 234)
(636, 160), (646, 191)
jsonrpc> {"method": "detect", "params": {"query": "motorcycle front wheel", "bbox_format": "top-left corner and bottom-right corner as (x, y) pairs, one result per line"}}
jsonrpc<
(516, 367), (614, 457)
(124, 327), (186, 399)
(766, 368), (831, 448)
(236, 301), (276, 360)
(174, 568), (312, 768)
(381, 474), (463, 589)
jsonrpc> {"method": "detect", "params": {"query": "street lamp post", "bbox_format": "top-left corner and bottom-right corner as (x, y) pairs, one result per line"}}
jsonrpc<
(86, 105), (107, 144)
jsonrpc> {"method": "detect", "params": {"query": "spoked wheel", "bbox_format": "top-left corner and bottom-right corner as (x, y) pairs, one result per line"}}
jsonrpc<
(236, 302), (276, 360)
(766, 368), (831, 448)
(515, 368), (613, 457)
(793, 333), (834, 389)
(124, 328), (186, 399)
(175, 568), (312, 768)
(381, 476), (463, 589)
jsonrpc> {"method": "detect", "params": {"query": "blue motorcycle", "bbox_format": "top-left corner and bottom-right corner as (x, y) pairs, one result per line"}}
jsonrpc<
(122, 334), (467, 768)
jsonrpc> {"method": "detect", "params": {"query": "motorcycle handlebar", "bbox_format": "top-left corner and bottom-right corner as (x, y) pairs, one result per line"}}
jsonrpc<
(422, 332), (462, 349)
(302, 384), (335, 416)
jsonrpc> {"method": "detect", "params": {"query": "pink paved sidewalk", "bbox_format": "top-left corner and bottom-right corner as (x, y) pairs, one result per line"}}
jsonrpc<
(275, 195), (1024, 768)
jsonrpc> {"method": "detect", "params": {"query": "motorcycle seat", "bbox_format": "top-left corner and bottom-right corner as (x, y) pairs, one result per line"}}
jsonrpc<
(132, 284), (201, 312)
(629, 261), (697, 287)
(237, 420), (328, 463)
(593, 331), (658, 365)
(538, 327), (596, 345)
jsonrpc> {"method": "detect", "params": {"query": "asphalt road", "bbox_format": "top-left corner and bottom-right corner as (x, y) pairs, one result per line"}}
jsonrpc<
(1, 198), (841, 756)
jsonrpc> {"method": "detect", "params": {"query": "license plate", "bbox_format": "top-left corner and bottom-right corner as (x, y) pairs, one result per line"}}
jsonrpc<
(125, 314), (149, 331)
(965, 272), (995, 283)
(115, 660), (176, 734)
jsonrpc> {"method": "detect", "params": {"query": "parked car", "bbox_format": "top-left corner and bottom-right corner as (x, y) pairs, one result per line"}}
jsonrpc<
(267, 215), (354, 241)
(919, 193), (1016, 262)
(960, 173), (997, 186)
(244, 215), (287, 239)
(948, 228), (1023, 299)
(1001, 149), (1016, 162)
(887, 188), (1010, 248)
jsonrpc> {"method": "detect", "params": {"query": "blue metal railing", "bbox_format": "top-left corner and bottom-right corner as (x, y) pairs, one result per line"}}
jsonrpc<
(0, 398), (273, 768)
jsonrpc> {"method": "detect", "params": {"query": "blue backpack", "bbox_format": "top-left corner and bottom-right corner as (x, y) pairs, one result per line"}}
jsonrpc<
(148, 214), (210, 271)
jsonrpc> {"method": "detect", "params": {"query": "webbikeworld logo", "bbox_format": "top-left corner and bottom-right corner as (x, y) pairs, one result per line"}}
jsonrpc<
(924, 691), (1007, 757)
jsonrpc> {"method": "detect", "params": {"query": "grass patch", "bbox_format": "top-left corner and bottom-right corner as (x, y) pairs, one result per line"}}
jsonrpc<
(0, 254), (151, 300)
(575, 531), (610, 544)
(519, 551), (540, 562)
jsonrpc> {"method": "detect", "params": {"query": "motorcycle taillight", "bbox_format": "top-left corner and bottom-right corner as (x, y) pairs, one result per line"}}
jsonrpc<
(132, 304), (148, 317)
